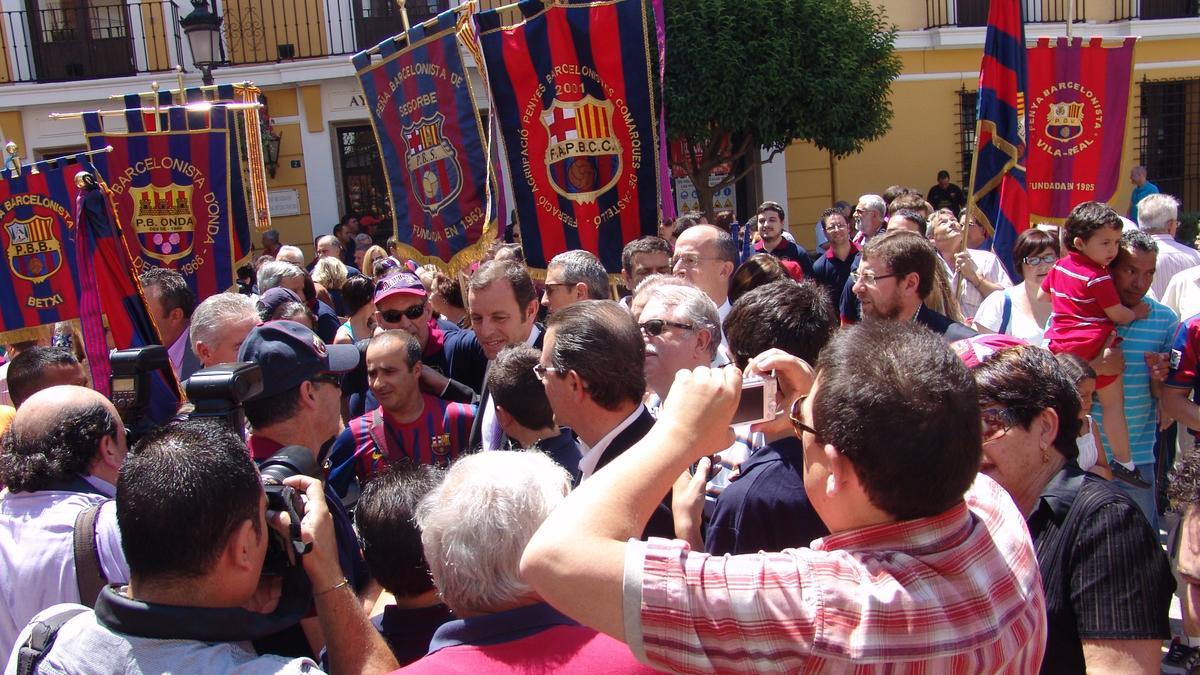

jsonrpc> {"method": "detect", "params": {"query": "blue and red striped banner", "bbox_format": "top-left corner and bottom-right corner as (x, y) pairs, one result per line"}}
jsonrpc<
(353, 11), (495, 273)
(75, 163), (180, 417)
(1026, 37), (1136, 222)
(474, 0), (664, 274)
(84, 104), (236, 301)
(0, 163), (83, 337)
(971, 0), (1029, 278)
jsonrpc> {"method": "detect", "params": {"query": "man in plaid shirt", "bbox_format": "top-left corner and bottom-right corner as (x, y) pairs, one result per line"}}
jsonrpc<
(521, 321), (1047, 673)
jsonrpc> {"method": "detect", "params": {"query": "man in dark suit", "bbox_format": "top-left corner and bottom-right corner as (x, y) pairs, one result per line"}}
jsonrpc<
(464, 260), (544, 451)
(140, 267), (201, 381)
(536, 300), (672, 539)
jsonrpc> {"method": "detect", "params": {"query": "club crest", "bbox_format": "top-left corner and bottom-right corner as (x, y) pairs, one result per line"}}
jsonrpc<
(1045, 101), (1084, 143)
(4, 215), (62, 284)
(402, 113), (463, 216)
(541, 96), (623, 204)
(131, 184), (195, 264)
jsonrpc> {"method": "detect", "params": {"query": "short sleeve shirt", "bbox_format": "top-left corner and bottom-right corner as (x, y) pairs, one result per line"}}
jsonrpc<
(1041, 251), (1121, 351)
(1027, 464), (1174, 673)
(974, 287), (1047, 343)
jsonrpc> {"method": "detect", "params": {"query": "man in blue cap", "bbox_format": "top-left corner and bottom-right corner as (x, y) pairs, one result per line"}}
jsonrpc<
(237, 321), (368, 605)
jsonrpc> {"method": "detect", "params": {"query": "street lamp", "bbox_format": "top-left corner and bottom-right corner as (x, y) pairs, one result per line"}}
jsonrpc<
(181, 0), (222, 86)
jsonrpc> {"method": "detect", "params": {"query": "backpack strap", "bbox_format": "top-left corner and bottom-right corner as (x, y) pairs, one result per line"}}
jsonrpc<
(999, 291), (1013, 335)
(73, 502), (109, 608)
(14, 606), (88, 675)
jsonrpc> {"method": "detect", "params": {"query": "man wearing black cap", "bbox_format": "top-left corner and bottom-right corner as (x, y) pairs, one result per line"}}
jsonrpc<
(237, 321), (368, 600)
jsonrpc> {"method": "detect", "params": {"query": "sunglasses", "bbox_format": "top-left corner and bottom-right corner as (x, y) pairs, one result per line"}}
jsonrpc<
(379, 304), (426, 323)
(981, 407), (1020, 441)
(789, 395), (818, 438)
(532, 363), (565, 382)
(309, 372), (342, 389)
(639, 319), (694, 337)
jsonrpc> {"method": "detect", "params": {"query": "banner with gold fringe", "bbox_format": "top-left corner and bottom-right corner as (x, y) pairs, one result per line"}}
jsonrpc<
(352, 9), (496, 275)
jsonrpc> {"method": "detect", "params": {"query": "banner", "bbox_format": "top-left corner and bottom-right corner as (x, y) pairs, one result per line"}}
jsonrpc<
(970, 0), (1029, 278)
(475, 0), (664, 274)
(1026, 37), (1136, 222)
(75, 164), (181, 418)
(84, 104), (237, 300)
(353, 10), (495, 273)
(0, 163), (83, 339)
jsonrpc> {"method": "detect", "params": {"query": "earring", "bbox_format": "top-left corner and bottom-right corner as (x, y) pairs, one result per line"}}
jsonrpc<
(1041, 450), (1050, 464)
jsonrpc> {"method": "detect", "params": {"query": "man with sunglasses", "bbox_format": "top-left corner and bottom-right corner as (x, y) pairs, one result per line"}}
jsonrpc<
(372, 272), (487, 401)
(639, 285), (721, 406)
(238, 321), (369, 599)
(520, 321), (1047, 673)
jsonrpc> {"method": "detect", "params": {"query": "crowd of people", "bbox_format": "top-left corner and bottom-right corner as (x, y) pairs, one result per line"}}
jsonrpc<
(4, 169), (1200, 674)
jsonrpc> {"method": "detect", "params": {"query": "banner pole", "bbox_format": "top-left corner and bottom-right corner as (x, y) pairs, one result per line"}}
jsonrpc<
(397, 0), (411, 31)
(48, 103), (261, 121)
(1066, 0), (1074, 38)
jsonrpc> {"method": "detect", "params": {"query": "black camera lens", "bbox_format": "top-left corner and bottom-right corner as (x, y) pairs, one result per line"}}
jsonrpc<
(259, 445), (318, 485)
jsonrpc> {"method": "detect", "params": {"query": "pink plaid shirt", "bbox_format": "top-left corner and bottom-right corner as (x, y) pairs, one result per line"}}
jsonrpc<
(622, 474), (1046, 673)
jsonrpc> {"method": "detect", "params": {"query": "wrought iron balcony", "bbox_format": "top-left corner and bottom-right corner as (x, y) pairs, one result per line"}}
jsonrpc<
(220, 0), (450, 65)
(1113, 0), (1198, 20)
(0, 0), (184, 83)
(927, 0), (1086, 27)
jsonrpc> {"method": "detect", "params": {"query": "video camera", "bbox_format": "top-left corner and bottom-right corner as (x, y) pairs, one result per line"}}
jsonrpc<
(258, 445), (318, 575)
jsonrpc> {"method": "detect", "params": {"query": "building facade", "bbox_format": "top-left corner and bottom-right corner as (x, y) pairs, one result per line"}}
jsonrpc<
(0, 0), (1194, 253)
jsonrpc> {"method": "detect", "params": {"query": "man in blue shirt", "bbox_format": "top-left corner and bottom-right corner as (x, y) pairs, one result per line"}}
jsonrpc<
(1092, 230), (1178, 530)
(1129, 166), (1160, 221)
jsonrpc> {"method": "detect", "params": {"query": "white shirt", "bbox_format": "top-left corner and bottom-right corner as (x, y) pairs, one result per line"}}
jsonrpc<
(578, 404), (646, 480)
(481, 325), (543, 452)
(0, 476), (128, 659)
(1160, 265), (1200, 321)
(1149, 233), (1200, 300)
(973, 286), (1047, 344)
(942, 249), (1012, 320)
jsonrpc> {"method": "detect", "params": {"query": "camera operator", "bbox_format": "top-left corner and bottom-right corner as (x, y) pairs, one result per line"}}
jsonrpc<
(0, 386), (128, 659)
(237, 321), (369, 649)
(4, 419), (397, 674)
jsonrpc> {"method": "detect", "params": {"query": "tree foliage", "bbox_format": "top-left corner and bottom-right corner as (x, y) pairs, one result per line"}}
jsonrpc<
(664, 0), (901, 216)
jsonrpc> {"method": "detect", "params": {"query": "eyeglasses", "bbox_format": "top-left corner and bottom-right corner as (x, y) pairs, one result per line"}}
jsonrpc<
(379, 303), (426, 323)
(1022, 254), (1058, 267)
(849, 270), (898, 286)
(639, 319), (694, 337)
(670, 253), (718, 269)
(824, 222), (848, 231)
(309, 373), (342, 389)
(543, 283), (571, 292)
(789, 395), (819, 439)
(532, 363), (567, 382)
(981, 407), (1020, 441)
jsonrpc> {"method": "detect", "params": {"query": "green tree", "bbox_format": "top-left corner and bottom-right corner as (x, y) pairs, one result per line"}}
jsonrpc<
(664, 0), (901, 220)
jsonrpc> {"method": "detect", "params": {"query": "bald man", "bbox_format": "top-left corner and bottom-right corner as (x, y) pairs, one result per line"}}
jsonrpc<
(671, 224), (738, 323)
(0, 386), (129, 658)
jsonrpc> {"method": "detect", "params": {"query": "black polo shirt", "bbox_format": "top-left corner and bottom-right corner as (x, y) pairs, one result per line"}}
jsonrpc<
(704, 436), (828, 556)
(1027, 463), (1174, 674)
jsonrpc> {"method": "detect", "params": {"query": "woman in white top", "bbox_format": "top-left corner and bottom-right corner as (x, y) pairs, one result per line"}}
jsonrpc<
(972, 228), (1058, 343)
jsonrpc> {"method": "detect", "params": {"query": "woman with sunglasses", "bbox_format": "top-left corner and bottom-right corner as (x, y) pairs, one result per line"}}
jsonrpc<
(971, 345), (1173, 674)
(973, 228), (1059, 342)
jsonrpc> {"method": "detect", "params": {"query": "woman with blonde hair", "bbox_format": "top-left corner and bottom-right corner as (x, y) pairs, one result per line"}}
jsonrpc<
(359, 245), (390, 280)
(312, 256), (349, 316)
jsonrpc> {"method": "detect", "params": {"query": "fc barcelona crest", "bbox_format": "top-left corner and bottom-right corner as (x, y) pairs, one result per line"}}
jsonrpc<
(5, 215), (62, 284)
(541, 96), (623, 204)
(131, 183), (195, 264)
(1045, 101), (1085, 143)
(402, 113), (463, 216)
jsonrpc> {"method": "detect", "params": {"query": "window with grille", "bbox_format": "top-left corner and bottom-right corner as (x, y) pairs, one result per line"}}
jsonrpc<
(958, 89), (978, 190)
(1138, 78), (1200, 213)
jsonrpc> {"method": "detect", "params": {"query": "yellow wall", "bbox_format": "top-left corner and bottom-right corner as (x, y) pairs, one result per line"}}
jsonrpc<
(261, 88), (316, 254)
(783, 35), (1200, 238)
(0, 19), (11, 84)
(0, 112), (25, 154)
